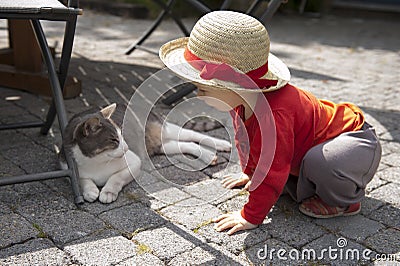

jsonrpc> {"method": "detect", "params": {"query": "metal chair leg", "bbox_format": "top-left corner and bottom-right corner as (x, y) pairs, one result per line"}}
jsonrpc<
(31, 19), (83, 204)
(125, 0), (177, 55)
(40, 16), (78, 135)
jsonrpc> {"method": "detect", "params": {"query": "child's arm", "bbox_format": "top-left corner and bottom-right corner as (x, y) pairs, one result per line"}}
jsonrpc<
(213, 110), (295, 233)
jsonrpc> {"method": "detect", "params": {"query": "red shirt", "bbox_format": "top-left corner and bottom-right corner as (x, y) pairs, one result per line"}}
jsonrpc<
(231, 84), (364, 225)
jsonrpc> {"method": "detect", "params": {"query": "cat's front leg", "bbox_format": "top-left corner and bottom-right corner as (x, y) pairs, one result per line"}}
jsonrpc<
(99, 151), (141, 203)
(80, 178), (100, 202)
(99, 168), (134, 203)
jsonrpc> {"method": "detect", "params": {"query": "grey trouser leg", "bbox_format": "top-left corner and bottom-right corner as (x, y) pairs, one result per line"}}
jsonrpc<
(294, 122), (382, 207)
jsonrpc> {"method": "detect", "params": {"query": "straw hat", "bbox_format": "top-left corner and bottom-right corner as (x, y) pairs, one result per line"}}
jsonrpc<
(159, 11), (290, 92)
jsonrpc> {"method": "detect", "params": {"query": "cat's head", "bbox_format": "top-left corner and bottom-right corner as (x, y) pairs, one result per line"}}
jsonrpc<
(68, 103), (127, 158)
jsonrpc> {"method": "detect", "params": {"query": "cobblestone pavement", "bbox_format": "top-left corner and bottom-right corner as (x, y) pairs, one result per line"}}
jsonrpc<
(0, 9), (399, 266)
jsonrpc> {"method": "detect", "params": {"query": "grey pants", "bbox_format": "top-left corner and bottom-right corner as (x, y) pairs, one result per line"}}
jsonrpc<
(285, 122), (382, 207)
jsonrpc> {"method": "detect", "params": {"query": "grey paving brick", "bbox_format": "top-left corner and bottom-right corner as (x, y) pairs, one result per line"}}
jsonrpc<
(160, 197), (222, 230)
(366, 176), (388, 193)
(217, 193), (249, 213)
(0, 213), (37, 249)
(208, 163), (242, 179)
(314, 215), (385, 242)
(381, 153), (400, 168)
(134, 171), (165, 188)
(366, 205), (400, 228)
(0, 238), (71, 265)
(99, 203), (166, 235)
(263, 206), (326, 249)
(365, 228), (400, 255)
(1, 142), (58, 174)
(153, 164), (210, 186)
(141, 181), (191, 210)
(168, 244), (247, 266)
(32, 210), (106, 246)
(375, 167), (400, 184)
(14, 189), (76, 218)
(133, 226), (196, 261)
(302, 234), (377, 265)
(117, 253), (165, 266)
(0, 154), (25, 178)
(183, 178), (240, 205)
(0, 130), (32, 151)
(369, 183), (400, 207)
(195, 223), (270, 256)
(64, 229), (137, 265)
(360, 196), (386, 216)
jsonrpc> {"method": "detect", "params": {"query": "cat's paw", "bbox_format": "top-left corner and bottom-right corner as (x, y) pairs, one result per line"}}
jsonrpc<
(215, 139), (231, 152)
(99, 191), (118, 204)
(83, 188), (99, 202)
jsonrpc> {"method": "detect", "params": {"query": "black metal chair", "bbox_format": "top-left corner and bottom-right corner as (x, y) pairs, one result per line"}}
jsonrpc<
(0, 0), (84, 204)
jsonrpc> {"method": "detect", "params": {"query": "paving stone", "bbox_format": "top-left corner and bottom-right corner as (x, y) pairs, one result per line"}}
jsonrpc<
(367, 205), (400, 228)
(380, 141), (400, 156)
(365, 228), (400, 255)
(65, 229), (137, 265)
(141, 181), (191, 210)
(116, 253), (165, 266)
(133, 226), (196, 261)
(0, 238), (71, 265)
(0, 182), (50, 207)
(183, 178), (240, 205)
(195, 223), (270, 256)
(366, 176), (388, 193)
(0, 213), (38, 249)
(32, 210), (106, 246)
(1, 142), (58, 174)
(369, 183), (400, 207)
(168, 244), (247, 266)
(0, 154), (25, 178)
(381, 153), (400, 168)
(153, 164), (210, 186)
(263, 206), (326, 249)
(99, 203), (166, 235)
(208, 163), (242, 179)
(14, 189), (76, 218)
(375, 167), (400, 184)
(302, 234), (377, 265)
(0, 130), (32, 151)
(314, 215), (385, 242)
(359, 196), (386, 216)
(134, 171), (165, 188)
(217, 193), (249, 213)
(160, 197), (222, 230)
(149, 154), (175, 170)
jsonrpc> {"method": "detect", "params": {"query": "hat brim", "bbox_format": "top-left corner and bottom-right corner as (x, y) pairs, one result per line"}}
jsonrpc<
(159, 37), (290, 92)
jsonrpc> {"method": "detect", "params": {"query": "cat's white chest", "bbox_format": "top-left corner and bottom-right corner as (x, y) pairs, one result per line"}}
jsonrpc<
(71, 146), (127, 187)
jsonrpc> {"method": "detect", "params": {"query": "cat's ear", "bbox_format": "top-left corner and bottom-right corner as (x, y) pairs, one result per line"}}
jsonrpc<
(100, 103), (116, 119)
(83, 117), (101, 137)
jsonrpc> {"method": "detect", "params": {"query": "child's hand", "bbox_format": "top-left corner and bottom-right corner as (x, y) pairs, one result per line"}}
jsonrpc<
(212, 211), (258, 235)
(221, 172), (250, 189)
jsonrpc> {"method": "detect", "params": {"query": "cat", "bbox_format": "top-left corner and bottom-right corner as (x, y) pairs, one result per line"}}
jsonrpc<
(61, 103), (231, 203)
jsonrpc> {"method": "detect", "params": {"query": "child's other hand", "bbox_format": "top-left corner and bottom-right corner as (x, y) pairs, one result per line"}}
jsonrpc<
(212, 211), (258, 235)
(221, 172), (250, 189)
